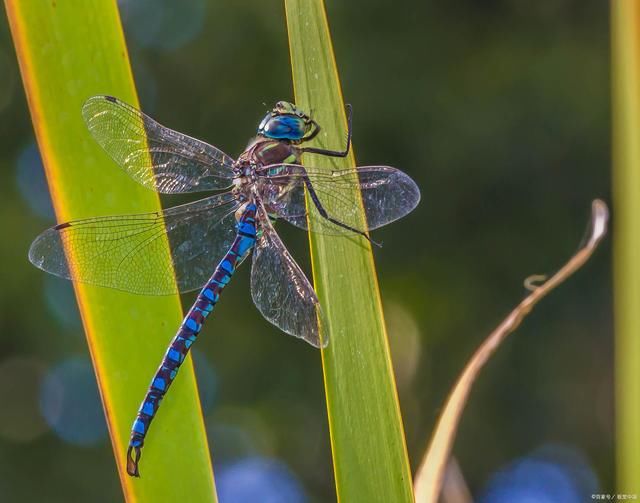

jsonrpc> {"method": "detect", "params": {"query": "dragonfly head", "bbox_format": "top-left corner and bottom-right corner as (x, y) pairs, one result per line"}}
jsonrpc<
(257, 101), (318, 143)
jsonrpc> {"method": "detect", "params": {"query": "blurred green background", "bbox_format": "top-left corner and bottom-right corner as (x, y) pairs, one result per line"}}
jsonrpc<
(0, 0), (610, 501)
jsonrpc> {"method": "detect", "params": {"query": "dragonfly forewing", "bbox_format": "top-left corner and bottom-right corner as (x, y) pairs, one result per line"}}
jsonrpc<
(82, 96), (236, 194)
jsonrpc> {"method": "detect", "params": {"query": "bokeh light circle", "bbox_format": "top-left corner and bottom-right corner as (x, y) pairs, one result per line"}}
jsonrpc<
(15, 142), (55, 221)
(208, 422), (256, 464)
(386, 302), (422, 389)
(39, 356), (108, 446)
(479, 444), (599, 503)
(216, 456), (307, 503)
(119, 0), (206, 51)
(207, 407), (277, 464)
(192, 349), (217, 415)
(43, 276), (82, 331)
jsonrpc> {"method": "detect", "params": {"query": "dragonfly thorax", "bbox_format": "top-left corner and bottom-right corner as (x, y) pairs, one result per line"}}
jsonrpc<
(231, 137), (301, 208)
(236, 137), (301, 169)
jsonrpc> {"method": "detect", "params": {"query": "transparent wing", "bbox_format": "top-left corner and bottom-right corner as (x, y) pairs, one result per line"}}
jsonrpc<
(29, 193), (240, 295)
(82, 95), (236, 193)
(250, 202), (327, 348)
(256, 164), (420, 235)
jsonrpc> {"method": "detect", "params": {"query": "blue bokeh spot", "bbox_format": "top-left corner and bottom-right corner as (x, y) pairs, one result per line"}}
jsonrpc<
(39, 356), (108, 446)
(216, 456), (307, 503)
(478, 445), (599, 503)
(15, 142), (55, 221)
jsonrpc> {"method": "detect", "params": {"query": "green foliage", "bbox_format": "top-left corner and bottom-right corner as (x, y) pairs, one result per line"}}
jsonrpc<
(612, 1), (640, 494)
(285, 1), (414, 500)
(5, 0), (216, 500)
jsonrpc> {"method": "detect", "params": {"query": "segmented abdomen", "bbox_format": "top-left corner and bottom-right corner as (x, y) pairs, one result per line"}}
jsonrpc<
(126, 203), (257, 477)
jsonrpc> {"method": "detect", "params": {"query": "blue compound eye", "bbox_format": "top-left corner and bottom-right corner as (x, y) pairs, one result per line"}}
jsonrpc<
(259, 115), (305, 140)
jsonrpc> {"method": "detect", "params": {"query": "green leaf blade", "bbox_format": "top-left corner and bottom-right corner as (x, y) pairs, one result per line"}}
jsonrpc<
(285, 1), (414, 501)
(5, 1), (216, 500)
(612, 1), (640, 494)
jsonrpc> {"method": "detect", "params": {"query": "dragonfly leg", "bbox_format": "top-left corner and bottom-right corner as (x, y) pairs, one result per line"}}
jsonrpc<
(301, 174), (381, 247)
(126, 204), (257, 477)
(300, 104), (352, 158)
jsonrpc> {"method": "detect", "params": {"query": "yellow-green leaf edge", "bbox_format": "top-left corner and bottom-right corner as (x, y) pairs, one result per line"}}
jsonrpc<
(284, 1), (414, 501)
(612, 1), (640, 495)
(4, 1), (216, 501)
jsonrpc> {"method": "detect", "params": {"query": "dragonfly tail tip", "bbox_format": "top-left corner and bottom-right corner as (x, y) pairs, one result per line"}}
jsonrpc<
(126, 445), (142, 478)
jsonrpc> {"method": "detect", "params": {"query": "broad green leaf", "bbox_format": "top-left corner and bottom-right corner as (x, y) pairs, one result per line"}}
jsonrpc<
(612, 2), (640, 494)
(4, 1), (216, 500)
(284, 1), (414, 501)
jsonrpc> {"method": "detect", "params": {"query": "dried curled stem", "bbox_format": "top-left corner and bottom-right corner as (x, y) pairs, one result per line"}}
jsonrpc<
(413, 199), (609, 503)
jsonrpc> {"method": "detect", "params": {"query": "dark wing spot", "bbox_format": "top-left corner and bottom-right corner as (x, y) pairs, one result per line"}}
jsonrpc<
(54, 222), (72, 230)
(104, 95), (117, 103)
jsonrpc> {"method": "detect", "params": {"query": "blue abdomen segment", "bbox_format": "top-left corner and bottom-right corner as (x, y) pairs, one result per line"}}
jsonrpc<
(126, 204), (257, 477)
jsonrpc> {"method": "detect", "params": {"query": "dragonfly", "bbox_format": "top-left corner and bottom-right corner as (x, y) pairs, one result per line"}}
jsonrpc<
(28, 95), (421, 477)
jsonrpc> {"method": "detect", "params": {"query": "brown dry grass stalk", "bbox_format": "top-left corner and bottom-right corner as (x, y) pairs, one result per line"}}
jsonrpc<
(414, 199), (609, 503)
